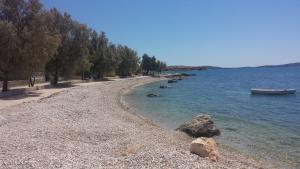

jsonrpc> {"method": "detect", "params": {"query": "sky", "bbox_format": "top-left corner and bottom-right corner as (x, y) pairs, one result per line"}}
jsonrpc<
(42, 0), (300, 67)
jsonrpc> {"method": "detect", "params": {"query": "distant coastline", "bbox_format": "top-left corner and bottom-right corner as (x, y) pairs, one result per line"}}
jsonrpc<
(163, 66), (209, 71)
(166, 62), (300, 71)
(258, 62), (300, 68)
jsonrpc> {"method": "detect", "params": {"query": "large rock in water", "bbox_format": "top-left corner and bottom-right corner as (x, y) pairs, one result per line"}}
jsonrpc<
(190, 137), (219, 162)
(177, 114), (220, 137)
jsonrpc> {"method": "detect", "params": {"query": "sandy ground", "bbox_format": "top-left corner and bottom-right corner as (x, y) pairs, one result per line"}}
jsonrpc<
(0, 77), (275, 168)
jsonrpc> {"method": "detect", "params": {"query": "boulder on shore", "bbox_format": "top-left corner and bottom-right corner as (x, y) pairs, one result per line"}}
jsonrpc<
(177, 114), (220, 137)
(190, 137), (219, 162)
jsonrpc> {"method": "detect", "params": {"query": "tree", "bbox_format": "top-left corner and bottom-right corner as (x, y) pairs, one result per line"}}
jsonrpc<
(0, 0), (60, 91)
(45, 9), (89, 85)
(22, 2), (61, 86)
(88, 31), (122, 78)
(141, 53), (166, 75)
(141, 54), (152, 74)
(106, 43), (120, 76)
(0, 20), (18, 92)
(156, 60), (167, 73)
(70, 23), (90, 80)
(89, 31), (109, 79)
(79, 56), (92, 80)
(117, 46), (140, 77)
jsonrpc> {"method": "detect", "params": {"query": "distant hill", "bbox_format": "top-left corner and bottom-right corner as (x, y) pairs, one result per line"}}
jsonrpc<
(165, 62), (300, 71)
(259, 62), (300, 68)
(165, 65), (223, 71)
(202, 66), (222, 69)
(165, 66), (208, 71)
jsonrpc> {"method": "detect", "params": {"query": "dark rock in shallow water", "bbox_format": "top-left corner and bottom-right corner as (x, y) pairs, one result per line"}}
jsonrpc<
(160, 85), (170, 89)
(224, 127), (237, 132)
(168, 79), (177, 83)
(147, 93), (159, 97)
(181, 73), (196, 77)
(177, 114), (221, 137)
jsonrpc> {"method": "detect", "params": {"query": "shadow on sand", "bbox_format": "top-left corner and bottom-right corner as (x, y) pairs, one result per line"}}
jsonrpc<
(0, 82), (75, 100)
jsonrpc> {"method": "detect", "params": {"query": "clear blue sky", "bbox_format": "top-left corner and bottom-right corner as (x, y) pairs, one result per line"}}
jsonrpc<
(42, 0), (300, 67)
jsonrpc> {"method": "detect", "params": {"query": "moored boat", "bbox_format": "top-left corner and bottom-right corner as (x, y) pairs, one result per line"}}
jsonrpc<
(251, 88), (296, 95)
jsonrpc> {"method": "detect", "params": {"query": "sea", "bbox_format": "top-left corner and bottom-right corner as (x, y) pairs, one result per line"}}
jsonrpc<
(123, 66), (300, 168)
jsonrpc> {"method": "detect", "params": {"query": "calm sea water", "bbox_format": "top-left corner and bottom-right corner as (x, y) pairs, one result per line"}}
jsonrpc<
(124, 66), (300, 168)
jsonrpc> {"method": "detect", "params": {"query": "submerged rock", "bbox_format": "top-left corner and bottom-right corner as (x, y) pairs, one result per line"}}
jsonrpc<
(159, 85), (169, 89)
(177, 114), (220, 137)
(190, 137), (219, 162)
(167, 79), (177, 83)
(181, 73), (196, 77)
(147, 93), (159, 97)
(224, 127), (237, 132)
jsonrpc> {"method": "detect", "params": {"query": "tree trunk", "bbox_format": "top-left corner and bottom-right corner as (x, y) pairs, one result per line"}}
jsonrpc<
(2, 73), (8, 92)
(51, 65), (58, 85)
(28, 76), (36, 87)
(28, 77), (32, 87)
(51, 73), (58, 85)
(45, 72), (49, 81)
(81, 71), (84, 80)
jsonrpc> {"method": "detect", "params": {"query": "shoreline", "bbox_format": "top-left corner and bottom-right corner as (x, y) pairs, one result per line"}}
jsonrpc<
(121, 77), (297, 169)
(119, 77), (166, 128)
(0, 77), (276, 168)
(120, 77), (280, 169)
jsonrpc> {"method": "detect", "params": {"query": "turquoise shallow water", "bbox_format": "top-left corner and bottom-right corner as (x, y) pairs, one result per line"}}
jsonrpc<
(124, 67), (300, 168)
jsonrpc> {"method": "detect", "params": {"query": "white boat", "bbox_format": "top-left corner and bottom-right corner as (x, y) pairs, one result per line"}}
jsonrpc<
(251, 88), (296, 95)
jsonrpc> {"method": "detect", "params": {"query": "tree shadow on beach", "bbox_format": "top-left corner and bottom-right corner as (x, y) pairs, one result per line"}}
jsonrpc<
(0, 82), (75, 100)
(0, 79), (115, 101)
(0, 91), (42, 100)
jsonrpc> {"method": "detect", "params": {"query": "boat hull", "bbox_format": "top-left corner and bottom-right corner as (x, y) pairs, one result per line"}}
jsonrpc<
(251, 88), (296, 95)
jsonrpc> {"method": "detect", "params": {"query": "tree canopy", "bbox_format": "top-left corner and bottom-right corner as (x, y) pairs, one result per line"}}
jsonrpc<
(0, 0), (61, 90)
(45, 8), (90, 84)
(0, 0), (166, 92)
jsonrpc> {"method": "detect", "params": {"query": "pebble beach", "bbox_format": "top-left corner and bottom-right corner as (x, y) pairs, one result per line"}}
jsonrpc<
(0, 77), (275, 168)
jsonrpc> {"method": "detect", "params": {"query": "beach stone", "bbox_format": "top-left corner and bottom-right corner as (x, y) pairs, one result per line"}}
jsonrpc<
(177, 114), (220, 137)
(190, 137), (219, 162)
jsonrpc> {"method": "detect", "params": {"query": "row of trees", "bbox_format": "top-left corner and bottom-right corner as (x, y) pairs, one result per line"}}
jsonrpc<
(0, 0), (166, 92)
(141, 54), (167, 75)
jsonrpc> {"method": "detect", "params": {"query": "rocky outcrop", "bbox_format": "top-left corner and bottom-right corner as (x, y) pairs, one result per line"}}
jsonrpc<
(177, 114), (220, 137)
(190, 137), (219, 162)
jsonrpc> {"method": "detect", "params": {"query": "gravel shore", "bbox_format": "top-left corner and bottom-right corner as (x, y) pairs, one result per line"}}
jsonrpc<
(0, 77), (275, 168)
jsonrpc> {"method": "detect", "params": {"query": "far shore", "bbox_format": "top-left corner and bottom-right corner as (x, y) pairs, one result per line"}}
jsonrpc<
(0, 76), (275, 168)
